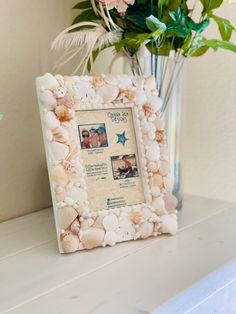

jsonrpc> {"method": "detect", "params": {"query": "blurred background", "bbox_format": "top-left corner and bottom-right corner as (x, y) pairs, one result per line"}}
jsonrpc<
(0, 0), (235, 221)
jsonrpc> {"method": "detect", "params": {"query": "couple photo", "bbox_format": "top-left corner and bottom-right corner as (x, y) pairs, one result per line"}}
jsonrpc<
(79, 123), (108, 149)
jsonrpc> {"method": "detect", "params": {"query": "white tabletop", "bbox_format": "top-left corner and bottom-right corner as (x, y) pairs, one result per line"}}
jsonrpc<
(0, 195), (236, 314)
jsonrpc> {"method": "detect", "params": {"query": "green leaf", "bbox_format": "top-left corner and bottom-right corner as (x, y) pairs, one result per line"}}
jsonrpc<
(191, 45), (209, 56)
(210, 14), (236, 41)
(202, 39), (236, 53)
(146, 15), (167, 32)
(185, 16), (210, 33)
(73, 1), (91, 10)
(166, 21), (191, 38)
(87, 49), (100, 72)
(200, 0), (223, 14)
(72, 9), (100, 25)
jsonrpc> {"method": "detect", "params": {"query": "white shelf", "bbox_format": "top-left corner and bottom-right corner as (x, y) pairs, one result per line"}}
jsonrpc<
(0, 195), (236, 314)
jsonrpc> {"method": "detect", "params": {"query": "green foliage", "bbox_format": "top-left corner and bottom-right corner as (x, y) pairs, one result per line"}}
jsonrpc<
(71, 0), (236, 66)
(210, 14), (236, 41)
(200, 0), (223, 14)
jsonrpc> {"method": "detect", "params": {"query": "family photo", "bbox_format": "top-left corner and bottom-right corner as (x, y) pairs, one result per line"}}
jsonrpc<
(78, 123), (108, 149)
(111, 154), (139, 180)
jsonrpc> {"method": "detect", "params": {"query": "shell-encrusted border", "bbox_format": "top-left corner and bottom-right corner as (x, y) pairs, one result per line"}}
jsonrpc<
(36, 73), (178, 253)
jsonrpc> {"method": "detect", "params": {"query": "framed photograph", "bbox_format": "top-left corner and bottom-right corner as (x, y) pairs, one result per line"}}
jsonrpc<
(36, 74), (178, 253)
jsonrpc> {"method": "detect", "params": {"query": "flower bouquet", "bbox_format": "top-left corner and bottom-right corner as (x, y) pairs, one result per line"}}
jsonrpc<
(52, 0), (236, 206)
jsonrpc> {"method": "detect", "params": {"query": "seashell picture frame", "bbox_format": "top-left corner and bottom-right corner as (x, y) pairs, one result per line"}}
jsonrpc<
(36, 73), (178, 254)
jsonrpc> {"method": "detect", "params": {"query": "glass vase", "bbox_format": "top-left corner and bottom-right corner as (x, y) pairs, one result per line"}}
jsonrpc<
(144, 55), (185, 209)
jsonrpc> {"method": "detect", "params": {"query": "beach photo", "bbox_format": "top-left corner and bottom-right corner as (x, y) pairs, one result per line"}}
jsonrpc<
(78, 123), (108, 149)
(111, 154), (139, 180)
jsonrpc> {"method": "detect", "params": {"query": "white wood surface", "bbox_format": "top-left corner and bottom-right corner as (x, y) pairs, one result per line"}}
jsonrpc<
(0, 195), (236, 314)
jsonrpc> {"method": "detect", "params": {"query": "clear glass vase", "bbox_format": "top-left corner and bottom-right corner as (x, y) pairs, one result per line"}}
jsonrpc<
(144, 55), (185, 209)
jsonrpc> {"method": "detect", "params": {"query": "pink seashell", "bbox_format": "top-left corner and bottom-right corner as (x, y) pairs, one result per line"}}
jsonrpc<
(70, 218), (80, 234)
(61, 232), (80, 253)
(163, 193), (178, 213)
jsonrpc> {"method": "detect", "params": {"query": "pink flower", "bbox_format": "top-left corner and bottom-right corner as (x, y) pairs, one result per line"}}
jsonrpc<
(99, 0), (135, 13)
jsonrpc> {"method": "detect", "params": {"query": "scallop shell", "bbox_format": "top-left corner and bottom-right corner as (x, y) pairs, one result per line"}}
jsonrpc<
(81, 228), (105, 249)
(50, 141), (69, 161)
(146, 141), (160, 162)
(93, 215), (104, 229)
(97, 84), (119, 103)
(163, 193), (178, 213)
(159, 160), (169, 176)
(104, 231), (117, 246)
(44, 111), (60, 130)
(135, 221), (153, 240)
(117, 217), (135, 241)
(51, 165), (68, 187)
(154, 117), (165, 130)
(147, 96), (162, 112)
(150, 173), (163, 188)
(144, 76), (156, 90)
(55, 105), (72, 122)
(80, 218), (94, 230)
(129, 211), (143, 225)
(61, 232), (80, 253)
(37, 73), (59, 91)
(163, 177), (173, 192)
(53, 86), (67, 98)
(142, 207), (152, 221)
(160, 214), (178, 235)
(132, 76), (144, 89)
(102, 214), (118, 231)
(70, 218), (80, 234)
(92, 76), (105, 87)
(104, 74), (119, 85)
(58, 206), (78, 230)
(152, 197), (165, 211)
(39, 90), (57, 110)
(150, 186), (161, 198)
(66, 187), (87, 203)
(56, 187), (66, 202)
(136, 89), (147, 106)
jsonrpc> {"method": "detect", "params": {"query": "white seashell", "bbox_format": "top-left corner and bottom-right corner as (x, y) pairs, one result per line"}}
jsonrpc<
(97, 84), (119, 103)
(154, 117), (165, 130)
(39, 90), (57, 110)
(136, 89), (147, 106)
(144, 76), (156, 90)
(148, 114), (156, 122)
(38, 73), (60, 91)
(49, 141), (69, 161)
(160, 214), (178, 235)
(135, 221), (153, 240)
(61, 233), (80, 253)
(104, 231), (117, 246)
(81, 227), (105, 249)
(66, 187), (87, 203)
(102, 214), (118, 231)
(92, 215), (104, 229)
(45, 130), (53, 141)
(143, 134), (152, 146)
(163, 177), (173, 192)
(51, 165), (68, 186)
(146, 141), (160, 161)
(44, 111), (60, 130)
(117, 217), (135, 241)
(54, 86), (67, 98)
(56, 187), (66, 202)
(141, 122), (151, 134)
(118, 75), (132, 88)
(142, 207), (152, 221)
(80, 218), (94, 230)
(64, 197), (74, 206)
(104, 74), (119, 85)
(152, 197), (165, 211)
(132, 76), (144, 89)
(151, 186), (161, 198)
(70, 218), (80, 234)
(58, 206), (78, 230)
(148, 96), (162, 112)
(148, 130), (156, 141)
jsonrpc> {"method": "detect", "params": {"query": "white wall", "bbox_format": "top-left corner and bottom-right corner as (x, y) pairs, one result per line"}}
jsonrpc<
(182, 4), (236, 203)
(0, 0), (76, 221)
